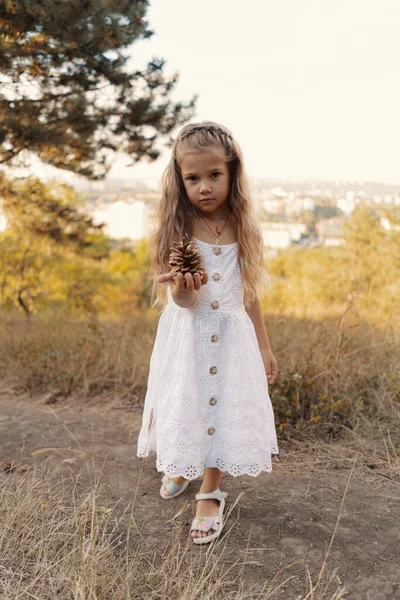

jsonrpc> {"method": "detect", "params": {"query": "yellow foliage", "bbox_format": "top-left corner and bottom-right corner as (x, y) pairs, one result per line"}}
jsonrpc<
(262, 206), (400, 330)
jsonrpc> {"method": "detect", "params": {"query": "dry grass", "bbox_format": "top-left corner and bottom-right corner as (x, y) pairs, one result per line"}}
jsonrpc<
(0, 441), (350, 600)
(3, 398), (397, 599)
(0, 311), (156, 401)
(1, 304), (399, 597)
(1, 302), (398, 431)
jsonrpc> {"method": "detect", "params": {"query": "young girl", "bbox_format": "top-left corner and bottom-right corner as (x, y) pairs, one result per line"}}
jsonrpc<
(137, 121), (279, 545)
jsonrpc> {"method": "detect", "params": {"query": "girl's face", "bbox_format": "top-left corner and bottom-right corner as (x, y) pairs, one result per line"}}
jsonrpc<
(179, 146), (230, 216)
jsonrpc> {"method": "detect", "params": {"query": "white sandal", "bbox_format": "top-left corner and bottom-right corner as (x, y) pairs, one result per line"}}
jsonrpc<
(190, 488), (228, 545)
(160, 474), (191, 499)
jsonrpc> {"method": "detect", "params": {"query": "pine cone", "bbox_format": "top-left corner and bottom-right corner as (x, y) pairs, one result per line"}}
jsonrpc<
(168, 239), (206, 280)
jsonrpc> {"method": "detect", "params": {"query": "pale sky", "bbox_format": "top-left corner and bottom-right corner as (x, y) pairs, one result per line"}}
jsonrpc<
(7, 0), (400, 187)
(107, 0), (400, 185)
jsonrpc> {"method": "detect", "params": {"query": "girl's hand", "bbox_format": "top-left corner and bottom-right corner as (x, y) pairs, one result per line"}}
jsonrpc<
(260, 348), (278, 385)
(157, 270), (208, 292)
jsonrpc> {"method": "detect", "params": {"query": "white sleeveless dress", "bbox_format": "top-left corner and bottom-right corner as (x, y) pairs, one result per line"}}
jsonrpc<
(136, 237), (279, 479)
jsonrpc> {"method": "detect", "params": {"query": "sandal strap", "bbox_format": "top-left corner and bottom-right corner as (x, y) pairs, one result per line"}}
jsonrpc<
(195, 488), (228, 502)
(164, 479), (183, 496)
(190, 516), (220, 533)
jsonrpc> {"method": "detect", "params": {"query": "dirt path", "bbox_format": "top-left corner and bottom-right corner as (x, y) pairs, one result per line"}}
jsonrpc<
(1, 393), (399, 599)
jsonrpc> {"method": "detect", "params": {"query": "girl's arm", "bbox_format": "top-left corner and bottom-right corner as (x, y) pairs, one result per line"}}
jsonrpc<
(157, 271), (208, 308)
(245, 295), (271, 353)
(171, 285), (196, 308)
(245, 295), (278, 383)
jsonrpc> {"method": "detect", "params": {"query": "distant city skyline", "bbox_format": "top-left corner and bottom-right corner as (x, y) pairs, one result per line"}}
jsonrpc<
(4, 0), (400, 187)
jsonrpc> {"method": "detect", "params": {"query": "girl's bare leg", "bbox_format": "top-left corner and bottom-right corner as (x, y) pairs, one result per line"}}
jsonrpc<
(191, 467), (222, 539)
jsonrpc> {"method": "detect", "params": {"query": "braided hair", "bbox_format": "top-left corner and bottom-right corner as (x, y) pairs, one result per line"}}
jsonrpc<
(177, 121), (234, 143)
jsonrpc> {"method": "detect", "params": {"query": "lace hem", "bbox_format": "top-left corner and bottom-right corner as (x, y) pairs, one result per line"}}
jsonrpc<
(136, 449), (279, 480)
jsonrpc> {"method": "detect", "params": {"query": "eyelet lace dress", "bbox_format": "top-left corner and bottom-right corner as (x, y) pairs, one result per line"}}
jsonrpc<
(136, 237), (279, 479)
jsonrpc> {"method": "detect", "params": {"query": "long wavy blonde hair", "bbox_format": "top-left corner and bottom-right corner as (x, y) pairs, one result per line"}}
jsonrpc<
(149, 121), (271, 311)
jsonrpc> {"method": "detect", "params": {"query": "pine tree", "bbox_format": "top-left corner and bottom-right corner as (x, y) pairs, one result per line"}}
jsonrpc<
(0, 0), (196, 179)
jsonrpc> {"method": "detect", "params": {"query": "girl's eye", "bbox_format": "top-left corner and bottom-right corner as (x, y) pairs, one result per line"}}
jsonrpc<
(187, 176), (197, 182)
(211, 172), (220, 178)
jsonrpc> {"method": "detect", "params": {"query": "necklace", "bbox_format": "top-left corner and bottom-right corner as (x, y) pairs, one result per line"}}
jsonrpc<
(199, 212), (230, 245)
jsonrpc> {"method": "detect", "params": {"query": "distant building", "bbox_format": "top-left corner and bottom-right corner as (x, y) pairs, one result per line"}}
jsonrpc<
(380, 217), (400, 231)
(260, 221), (307, 249)
(91, 200), (150, 240)
(287, 222), (307, 241)
(323, 237), (343, 247)
(303, 197), (316, 211)
(262, 199), (282, 214)
(270, 186), (287, 198)
(262, 228), (292, 249)
(315, 217), (345, 246)
(285, 197), (315, 215)
(337, 192), (355, 216)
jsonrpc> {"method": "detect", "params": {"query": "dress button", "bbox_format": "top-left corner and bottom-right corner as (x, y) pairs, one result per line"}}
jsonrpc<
(212, 273), (221, 281)
(209, 366), (217, 375)
(213, 247), (222, 255)
(209, 397), (217, 406)
(207, 427), (215, 435)
(211, 334), (219, 343)
(211, 300), (219, 309)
